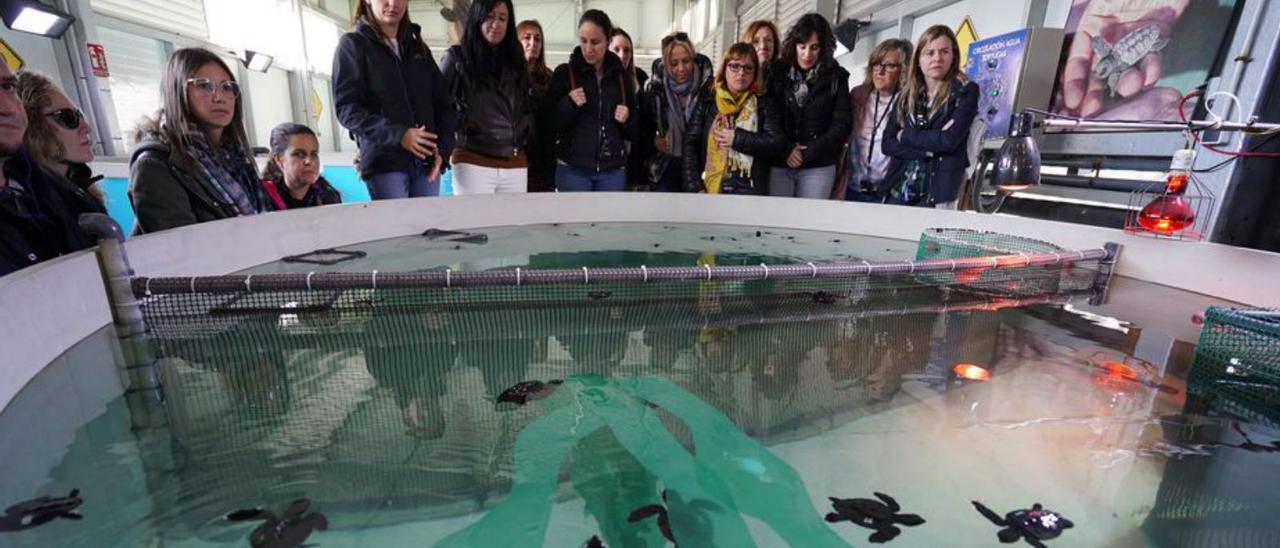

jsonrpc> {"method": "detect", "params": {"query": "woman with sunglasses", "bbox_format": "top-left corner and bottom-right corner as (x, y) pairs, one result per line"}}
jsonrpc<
(881, 25), (979, 209)
(767, 14), (851, 199)
(260, 123), (341, 210)
(441, 0), (534, 195)
(518, 19), (555, 192)
(14, 72), (105, 203)
(683, 43), (785, 195)
(334, 0), (453, 199)
(130, 48), (271, 234)
(834, 38), (913, 202)
(544, 9), (638, 192)
(642, 32), (713, 193)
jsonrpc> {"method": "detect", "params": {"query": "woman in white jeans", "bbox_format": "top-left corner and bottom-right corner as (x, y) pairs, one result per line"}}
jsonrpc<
(440, 0), (534, 194)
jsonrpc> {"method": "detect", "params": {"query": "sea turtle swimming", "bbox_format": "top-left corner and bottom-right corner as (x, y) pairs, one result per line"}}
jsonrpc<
(0, 489), (83, 532)
(227, 498), (328, 548)
(972, 501), (1074, 548)
(628, 490), (720, 547)
(825, 492), (925, 543)
(496, 380), (564, 405)
(1091, 25), (1169, 96)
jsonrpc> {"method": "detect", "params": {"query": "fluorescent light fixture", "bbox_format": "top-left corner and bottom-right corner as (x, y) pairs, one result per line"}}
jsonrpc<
(240, 50), (274, 72)
(0, 1), (75, 38)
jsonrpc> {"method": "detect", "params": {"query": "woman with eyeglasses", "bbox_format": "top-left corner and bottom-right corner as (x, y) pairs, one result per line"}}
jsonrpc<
(334, 0), (453, 200)
(881, 25), (979, 209)
(642, 32), (713, 193)
(740, 21), (781, 86)
(609, 28), (651, 191)
(682, 43), (785, 195)
(14, 72), (106, 203)
(441, 0), (534, 195)
(129, 48), (271, 234)
(518, 19), (555, 192)
(544, 9), (638, 192)
(834, 38), (913, 202)
(259, 123), (342, 210)
(767, 14), (851, 199)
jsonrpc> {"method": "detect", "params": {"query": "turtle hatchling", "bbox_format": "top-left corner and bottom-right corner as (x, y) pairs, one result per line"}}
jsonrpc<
(1091, 25), (1168, 96)
(0, 489), (83, 532)
(226, 498), (328, 548)
(972, 501), (1074, 548)
(825, 492), (925, 543)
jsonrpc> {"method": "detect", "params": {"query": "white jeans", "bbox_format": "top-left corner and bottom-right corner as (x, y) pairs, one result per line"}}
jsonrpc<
(451, 163), (528, 195)
(934, 200), (959, 210)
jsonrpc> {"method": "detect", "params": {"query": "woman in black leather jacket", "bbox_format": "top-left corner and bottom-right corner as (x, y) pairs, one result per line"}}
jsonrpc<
(332, 0), (453, 199)
(881, 25), (979, 209)
(544, 10), (638, 192)
(441, 0), (534, 194)
(643, 33), (713, 193)
(766, 14), (851, 199)
(682, 43), (786, 194)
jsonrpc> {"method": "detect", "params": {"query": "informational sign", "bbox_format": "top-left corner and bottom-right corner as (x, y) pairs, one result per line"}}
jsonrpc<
(964, 29), (1030, 140)
(955, 16), (979, 69)
(0, 37), (25, 71)
(311, 89), (323, 121)
(87, 43), (110, 78)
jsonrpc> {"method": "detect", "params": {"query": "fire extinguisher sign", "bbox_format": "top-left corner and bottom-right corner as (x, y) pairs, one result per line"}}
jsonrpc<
(87, 43), (109, 78)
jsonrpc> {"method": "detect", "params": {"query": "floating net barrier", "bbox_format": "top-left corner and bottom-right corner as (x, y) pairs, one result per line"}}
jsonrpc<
(120, 229), (1118, 533)
(1187, 307), (1280, 428)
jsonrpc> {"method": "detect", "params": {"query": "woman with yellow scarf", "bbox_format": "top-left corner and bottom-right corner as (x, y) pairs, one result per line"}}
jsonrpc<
(682, 43), (786, 194)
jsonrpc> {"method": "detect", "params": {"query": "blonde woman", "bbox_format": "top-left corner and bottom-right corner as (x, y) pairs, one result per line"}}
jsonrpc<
(642, 32), (713, 192)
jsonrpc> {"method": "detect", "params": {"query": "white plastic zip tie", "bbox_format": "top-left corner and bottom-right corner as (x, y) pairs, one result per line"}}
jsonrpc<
(641, 265), (649, 282)
(760, 264), (770, 280)
(807, 262), (818, 277)
(515, 267), (522, 286)
(371, 270), (378, 290)
(245, 275), (252, 292)
(306, 272), (315, 291)
(446, 269), (452, 288)
(704, 264), (712, 280)
(583, 266), (590, 284)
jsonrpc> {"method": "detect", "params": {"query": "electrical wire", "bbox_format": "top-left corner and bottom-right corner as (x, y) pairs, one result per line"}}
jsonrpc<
(1193, 131), (1280, 173)
(1178, 91), (1280, 158)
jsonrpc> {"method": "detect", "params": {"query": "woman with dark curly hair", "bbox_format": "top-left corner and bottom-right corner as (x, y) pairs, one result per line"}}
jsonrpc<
(766, 14), (851, 199)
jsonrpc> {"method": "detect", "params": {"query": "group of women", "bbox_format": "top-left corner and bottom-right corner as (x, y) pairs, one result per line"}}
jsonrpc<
(13, 0), (982, 250)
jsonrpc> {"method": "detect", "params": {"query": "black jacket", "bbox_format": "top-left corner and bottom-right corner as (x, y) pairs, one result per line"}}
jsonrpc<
(441, 45), (534, 160)
(527, 66), (556, 191)
(129, 130), (266, 234)
(682, 91), (787, 193)
(625, 67), (651, 189)
(641, 55), (714, 185)
(881, 80), (980, 203)
(766, 60), (852, 168)
(332, 20), (455, 178)
(261, 177), (342, 210)
(545, 49), (639, 173)
(1, 151), (104, 276)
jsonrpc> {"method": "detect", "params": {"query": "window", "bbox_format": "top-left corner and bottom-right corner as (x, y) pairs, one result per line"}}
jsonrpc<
(206, 0), (305, 69)
(91, 0), (209, 40)
(243, 68), (294, 147)
(97, 26), (167, 149)
(303, 9), (343, 74)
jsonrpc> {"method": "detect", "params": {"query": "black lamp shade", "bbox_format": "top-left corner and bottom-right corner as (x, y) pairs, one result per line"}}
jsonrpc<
(993, 111), (1040, 192)
(0, 0), (75, 38)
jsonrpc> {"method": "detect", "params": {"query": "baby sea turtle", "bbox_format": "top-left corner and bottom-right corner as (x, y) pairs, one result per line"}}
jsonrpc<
(628, 491), (719, 547)
(226, 498), (328, 548)
(805, 291), (847, 305)
(0, 489), (83, 532)
(825, 492), (925, 543)
(972, 501), (1073, 548)
(496, 380), (564, 405)
(584, 534), (606, 547)
(1091, 25), (1168, 96)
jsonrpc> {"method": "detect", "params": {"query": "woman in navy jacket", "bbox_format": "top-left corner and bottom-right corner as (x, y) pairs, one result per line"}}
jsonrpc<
(332, 0), (454, 199)
(881, 25), (979, 208)
(543, 9), (638, 192)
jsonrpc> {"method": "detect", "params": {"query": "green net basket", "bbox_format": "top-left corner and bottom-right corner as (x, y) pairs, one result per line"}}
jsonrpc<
(1188, 307), (1280, 427)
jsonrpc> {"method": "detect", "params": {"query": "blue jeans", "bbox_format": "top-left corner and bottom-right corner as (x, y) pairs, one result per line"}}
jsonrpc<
(365, 168), (438, 200)
(555, 165), (626, 192)
(769, 166), (837, 199)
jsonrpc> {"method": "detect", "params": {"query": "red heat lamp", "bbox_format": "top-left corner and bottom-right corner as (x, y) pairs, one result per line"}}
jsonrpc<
(953, 363), (992, 382)
(1126, 149), (1210, 240)
(1137, 195), (1196, 235)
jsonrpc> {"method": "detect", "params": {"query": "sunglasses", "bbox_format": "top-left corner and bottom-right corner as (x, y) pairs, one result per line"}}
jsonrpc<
(44, 108), (85, 130)
(187, 78), (241, 98)
(726, 62), (756, 75)
(661, 32), (690, 46)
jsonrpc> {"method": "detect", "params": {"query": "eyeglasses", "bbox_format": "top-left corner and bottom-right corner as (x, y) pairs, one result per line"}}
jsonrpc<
(661, 32), (689, 46)
(187, 78), (241, 98)
(726, 62), (756, 75)
(44, 108), (85, 130)
(872, 62), (903, 72)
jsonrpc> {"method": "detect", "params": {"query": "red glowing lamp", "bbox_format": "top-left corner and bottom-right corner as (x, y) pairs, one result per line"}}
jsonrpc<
(956, 268), (985, 284)
(953, 363), (992, 382)
(1100, 361), (1138, 380)
(1137, 195), (1195, 235)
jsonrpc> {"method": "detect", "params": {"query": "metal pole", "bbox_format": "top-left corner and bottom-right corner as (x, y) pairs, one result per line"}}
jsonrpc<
(1041, 118), (1280, 134)
(78, 214), (160, 395)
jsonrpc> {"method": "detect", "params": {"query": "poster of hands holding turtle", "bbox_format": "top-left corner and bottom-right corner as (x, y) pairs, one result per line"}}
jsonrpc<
(1051, 0), (1240, 122)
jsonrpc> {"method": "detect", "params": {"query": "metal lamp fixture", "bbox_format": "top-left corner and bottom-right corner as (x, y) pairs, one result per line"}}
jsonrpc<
(993, 110), (1041, 192)
(0, 0), (75, 38)
(240, 50), (274, 73)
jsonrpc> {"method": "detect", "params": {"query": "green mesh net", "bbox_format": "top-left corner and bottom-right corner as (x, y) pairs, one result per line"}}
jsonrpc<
(1188, 307), (1280, 427)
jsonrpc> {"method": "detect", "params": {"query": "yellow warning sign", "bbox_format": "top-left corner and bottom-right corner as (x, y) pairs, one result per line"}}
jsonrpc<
(0, 38), (25, 72)
(956, 16), (979, 69)
(311, 89), (323, 121)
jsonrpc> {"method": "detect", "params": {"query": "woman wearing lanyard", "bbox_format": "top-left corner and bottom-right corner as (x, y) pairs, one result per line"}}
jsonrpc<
(835, 39), (912, 202)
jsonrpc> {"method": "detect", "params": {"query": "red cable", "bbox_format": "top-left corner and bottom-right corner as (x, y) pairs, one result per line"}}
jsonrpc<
(1179, 90), (1280, 158)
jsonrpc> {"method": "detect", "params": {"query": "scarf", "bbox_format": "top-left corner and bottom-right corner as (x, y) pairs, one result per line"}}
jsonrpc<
(187, 134), (261, 216)
(703, 86), (758, 194)
(789, 65), (821, 108)
(663, 65), (704, 158)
